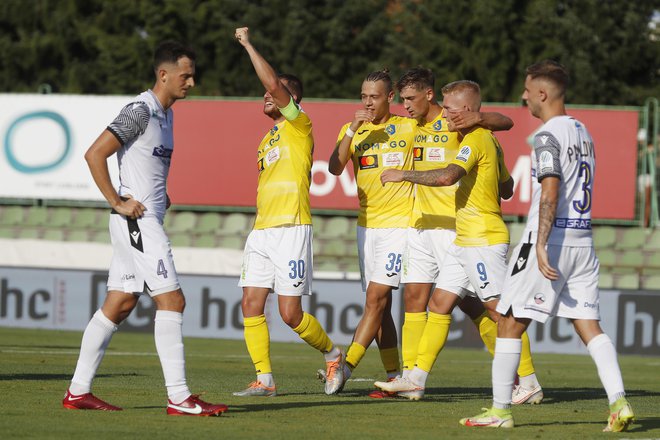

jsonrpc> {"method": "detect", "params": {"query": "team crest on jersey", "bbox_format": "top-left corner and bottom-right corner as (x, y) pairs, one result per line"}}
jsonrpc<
(433, 120), (442, 131)
(152, 145), (172, 158)
(455, 146), (471, 162)
(385, 124), (396, 135)
(359, 154), (378, 169)
(426, 147), (445, 162)
(413, 147), (423, 161)
(534, 293), (545, 305)
(257, 158), (265, 171)
(382, 152), (404, 167)
(269, 125), (279, 136)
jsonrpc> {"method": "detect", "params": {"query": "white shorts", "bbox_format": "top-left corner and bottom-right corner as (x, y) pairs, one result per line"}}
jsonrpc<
(357, 226), (407, 292)
(238, 225), (313, 296)
(107, 214), (180, 296)
(437, 243), (508, 301)
(497, 243), (600, 323)
(402, 228), (455, 284)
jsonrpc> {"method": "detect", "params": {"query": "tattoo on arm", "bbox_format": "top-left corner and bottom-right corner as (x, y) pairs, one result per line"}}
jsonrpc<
(537, 199), (557, 246)
(402, 164), (465, 187)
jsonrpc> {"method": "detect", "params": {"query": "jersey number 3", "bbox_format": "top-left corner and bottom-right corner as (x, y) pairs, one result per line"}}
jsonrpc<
(572, 161), (592, 213)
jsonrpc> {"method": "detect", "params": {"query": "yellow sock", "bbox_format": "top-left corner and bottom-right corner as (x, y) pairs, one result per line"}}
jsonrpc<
(472, 311), (496, 356)
(292, 312), (333, 353)
(243, 314), (271, 374)
(345, 342), (366, 371)
(402, 312), (427, 371)
(379, 347), (400, 375)
(517, 330), (536, 377)
(415, 312), (451, 372)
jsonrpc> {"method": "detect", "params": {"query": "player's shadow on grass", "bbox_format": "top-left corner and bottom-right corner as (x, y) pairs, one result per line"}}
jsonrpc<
(419, 386), (660, 405)
(523, 417), (660, 433)
(0, 372), (144, 381)
(0, 344), (80, 350)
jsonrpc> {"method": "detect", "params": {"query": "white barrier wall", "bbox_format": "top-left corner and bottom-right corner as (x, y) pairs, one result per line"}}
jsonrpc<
(1, 265), (658, 356)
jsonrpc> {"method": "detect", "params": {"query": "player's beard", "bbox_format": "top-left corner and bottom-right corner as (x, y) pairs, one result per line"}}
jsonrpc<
(264, 103), (282, 120)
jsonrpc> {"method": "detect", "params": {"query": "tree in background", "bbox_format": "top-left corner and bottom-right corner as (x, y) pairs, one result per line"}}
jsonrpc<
(0, 0), (657, 105)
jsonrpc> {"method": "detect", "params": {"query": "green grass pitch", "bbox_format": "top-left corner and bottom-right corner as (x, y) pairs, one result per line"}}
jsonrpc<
(1, 327), (658, 439)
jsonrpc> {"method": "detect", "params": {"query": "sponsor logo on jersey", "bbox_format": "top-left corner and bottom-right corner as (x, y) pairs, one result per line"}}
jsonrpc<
(385, 124), (396, 135)
(358, 129), (369, 135)
(413, 147), (423, 161)
(534, 293), (545, 304)
(426, 147), (445, 162)
(554, 218), (592, 229)
(433, 120), (443, 131)
(583, 301), (597, 309)
(152, 145), (173, 158)
(266, 146), (280, 166)
(382, 152), (404, 167)
(359, 155), (378, 170)
(455, 146), (471, 162)
(121, 273), (136, 281)
(539, 150), (554, 174)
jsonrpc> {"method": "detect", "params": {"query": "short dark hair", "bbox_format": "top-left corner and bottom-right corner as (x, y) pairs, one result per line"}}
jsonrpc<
(525, 60), (569, 96)
(364, 69), (393, 93)
(278, 73), (303, 103)
(153, 41), (196, 72)
(396, 67), (435, 92)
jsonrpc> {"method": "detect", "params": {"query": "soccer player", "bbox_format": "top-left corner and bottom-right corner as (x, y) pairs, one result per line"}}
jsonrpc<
(389, 68), (542, 403)
(460, 60), (634, 431)
(232, 27), (344, 397)
(378, 80), (527, 400)
(63, 41), (227, 416)
(327, 69), (416, 395)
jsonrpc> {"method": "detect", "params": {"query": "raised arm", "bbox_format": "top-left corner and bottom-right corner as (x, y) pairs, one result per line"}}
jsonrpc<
(235, 27), (291, 108)
(84, 130), (145, 218)
(381, 164), (466, 187)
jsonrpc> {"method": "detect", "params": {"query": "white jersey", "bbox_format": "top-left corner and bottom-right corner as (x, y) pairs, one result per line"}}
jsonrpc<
(107, 90), (173, 223)
(525, 115), (594, 246)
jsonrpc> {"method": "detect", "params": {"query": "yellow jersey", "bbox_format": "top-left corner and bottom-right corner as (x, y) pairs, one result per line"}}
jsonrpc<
(337, 114), (415, 228)
(410, 114), (460, 230)
(254, 101), (313, 229)
(450, 127), (510, 246)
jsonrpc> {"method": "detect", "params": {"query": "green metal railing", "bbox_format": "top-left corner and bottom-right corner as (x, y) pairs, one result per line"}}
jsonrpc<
(639, 97), (659, 227)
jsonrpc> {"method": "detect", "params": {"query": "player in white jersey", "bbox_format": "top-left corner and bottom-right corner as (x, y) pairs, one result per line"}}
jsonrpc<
(63, 41), (227, 416)
(460, 60), (634, 431)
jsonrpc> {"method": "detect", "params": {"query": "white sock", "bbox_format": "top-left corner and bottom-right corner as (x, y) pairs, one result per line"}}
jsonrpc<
(154, 310), (191, 403)
(69, 309), (118, 395)
(519, 372), (539, 389)
(402, 369), (410, 379)
(387, 370), (400, 380)
(587, 333), (626, 404)
(492, 338), (521, 409)
(323, 346), (341, 363)
(408, 367), (428, 387)
(257, 373), (274, 387)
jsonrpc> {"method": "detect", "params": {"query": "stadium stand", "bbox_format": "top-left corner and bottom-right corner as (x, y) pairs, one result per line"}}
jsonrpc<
(1, 205), (659, 286)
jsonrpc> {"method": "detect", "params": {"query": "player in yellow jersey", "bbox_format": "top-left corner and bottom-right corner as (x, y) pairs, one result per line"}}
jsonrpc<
(378, 80), (541, 401)
(232, 27), (344, 397)
(376, 68), (542, 403)
(326, 70), (416, 395)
